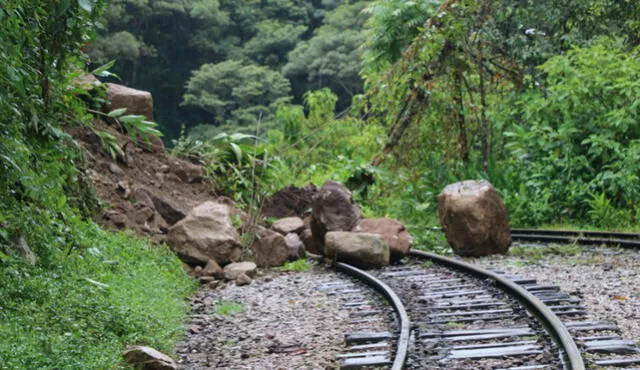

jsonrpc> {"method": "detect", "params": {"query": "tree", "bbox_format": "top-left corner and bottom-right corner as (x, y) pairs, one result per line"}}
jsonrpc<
(182, 60), (292, 126)
(241, 20), (307, 67)
(284, 1), (369, 109)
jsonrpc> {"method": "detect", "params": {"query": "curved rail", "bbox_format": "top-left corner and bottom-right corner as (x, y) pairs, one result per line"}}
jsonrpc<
(511, 228), (640, 248)
(409, 250), (586, 370)
(333, 262), (410, 370)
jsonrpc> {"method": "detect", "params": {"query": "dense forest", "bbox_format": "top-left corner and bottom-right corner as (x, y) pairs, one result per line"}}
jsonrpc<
(90, 0), (640, 238)
(1, 0), (640, 367)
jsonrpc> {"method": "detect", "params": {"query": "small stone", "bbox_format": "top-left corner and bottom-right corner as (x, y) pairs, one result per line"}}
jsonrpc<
(159, 164), (170, 173)
(199, 276), (215, 284)
(116, 181), (131, 199)
(122, 345), (178, 370)
(207, 280), (221, 289)
(109, 162), (124, 175)
(272, 217), (305, 235)
(223, 262), (257, 280)
(235, 273), (252, 286)
(201, 259), (223, 278)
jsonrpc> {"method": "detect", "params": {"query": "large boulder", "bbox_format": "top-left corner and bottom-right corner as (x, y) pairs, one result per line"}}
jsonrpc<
(438, 180), (512, 257)
(352, 218), (411, 262)
(104, 83), (153, 121)
(310, 181), (361, 246)
(324, 232), (389, 269)
(103, 83), (164, 153)
(167, 201), (243, 265)
(251, 228), (289, 267)
(122, 346), (177, 370)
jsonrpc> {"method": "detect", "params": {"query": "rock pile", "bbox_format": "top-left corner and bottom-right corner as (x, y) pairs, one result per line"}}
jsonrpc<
(262, 181), (413, 269)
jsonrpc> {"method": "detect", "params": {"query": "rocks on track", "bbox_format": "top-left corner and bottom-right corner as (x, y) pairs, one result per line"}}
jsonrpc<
(438, 179), (512, 256)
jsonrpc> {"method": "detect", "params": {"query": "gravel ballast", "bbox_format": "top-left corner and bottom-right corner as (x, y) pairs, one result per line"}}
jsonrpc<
(469, 244), (640, 342)
(176, 265), (393, 369)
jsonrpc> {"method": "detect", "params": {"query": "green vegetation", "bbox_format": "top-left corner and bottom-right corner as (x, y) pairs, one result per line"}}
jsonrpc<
(213, 301), (246, 316)
(280, 259), (314, 272)
(3, 0), (640, 363)
(1, 1), (195, 368)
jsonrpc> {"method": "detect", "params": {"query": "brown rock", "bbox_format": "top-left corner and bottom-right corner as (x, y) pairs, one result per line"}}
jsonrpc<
(122, 345), (177, 370)
(103, 83), (164, 153)
(324, 232), (389, 269)
(235, 273), (252, 286)
(300, 228), (322, 255)
(139, 188), (192, 225)
(223, 262), (257, 280)
(167, 201), (243, 265)
(132, 187), (155, 209)
(310, 181), (361, 246)
(104, 83), (153, 121)
(133, 205), (155, 225)
(272, 217), (305, 235)
(103, 210), (128, 229)
(352, 218), (411, 262)
(438, 180), (512, 257)
(201, 259), (223, 279)
(170, 160), (203, 184)
(251, 228), (289, 267)
(284, 233), (305, 260)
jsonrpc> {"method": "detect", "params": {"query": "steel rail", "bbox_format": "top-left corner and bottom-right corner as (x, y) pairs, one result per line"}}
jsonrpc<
(511, 228), (640, 248)
(333, 262), (410, 370)
(409, 250), (586, 370)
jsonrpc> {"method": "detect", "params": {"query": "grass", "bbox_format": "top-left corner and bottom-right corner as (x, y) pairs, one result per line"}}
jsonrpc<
(279, 259), (313, 272)
(509, 244), (583, 263)
(214, 301), (246, 316)
(0, 224), (197, 370)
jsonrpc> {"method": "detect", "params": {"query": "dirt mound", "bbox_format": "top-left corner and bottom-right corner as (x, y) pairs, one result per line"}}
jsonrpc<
(67, 119), (217, 243)
(261, 184), (318, 218)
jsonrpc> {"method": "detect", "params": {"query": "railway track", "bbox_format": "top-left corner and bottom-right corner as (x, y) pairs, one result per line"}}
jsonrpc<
(511, 228), (640, 248)
(330, 250), (640, 369)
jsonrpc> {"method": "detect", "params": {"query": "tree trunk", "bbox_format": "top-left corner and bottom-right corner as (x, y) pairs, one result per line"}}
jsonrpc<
(478, 48), (490, 173)
(454, 73), (469, 162)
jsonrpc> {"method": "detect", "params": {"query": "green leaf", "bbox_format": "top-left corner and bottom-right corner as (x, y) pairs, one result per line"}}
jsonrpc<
(78, 0), (95, 13)
(107, 108), (128, 117)
(91, 60), (120, 79)
(230, 142), (243, 163)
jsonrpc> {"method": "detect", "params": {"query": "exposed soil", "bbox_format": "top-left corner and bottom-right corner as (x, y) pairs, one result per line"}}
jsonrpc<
(67, 119), (218, 243)
(261, 184), (318, 219)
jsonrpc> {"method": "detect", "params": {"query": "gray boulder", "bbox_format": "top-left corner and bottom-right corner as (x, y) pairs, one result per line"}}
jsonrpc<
(438, 180), (512, 257)
(251, 228), (289, 267)
(272, 217), (305, 235)
(324, 232), (389, 269)
(167, 201), (243, 265)
(284, 233), (305, 260)
(310, 181), (361, 246)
